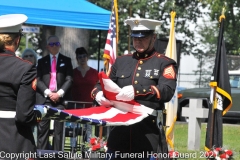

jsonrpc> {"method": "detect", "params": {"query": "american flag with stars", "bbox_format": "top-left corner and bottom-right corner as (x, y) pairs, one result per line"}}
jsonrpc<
(103, 0), (118, 74)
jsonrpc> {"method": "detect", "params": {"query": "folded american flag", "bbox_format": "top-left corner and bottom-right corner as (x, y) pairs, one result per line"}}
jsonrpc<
(40, 72), (156, 126)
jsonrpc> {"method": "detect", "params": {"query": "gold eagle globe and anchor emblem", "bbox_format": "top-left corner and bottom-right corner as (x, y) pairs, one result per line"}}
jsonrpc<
(134, 20), (139, 26)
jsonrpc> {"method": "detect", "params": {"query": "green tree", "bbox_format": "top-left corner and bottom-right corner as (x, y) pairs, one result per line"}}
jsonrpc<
(207, 0), (240, 56)
(18, 24), (44, 56)
(21, 1), (240, 72)
(19, 0), (209, 63)
(193, 1), (240, 87)
(88, 0), (208, 60)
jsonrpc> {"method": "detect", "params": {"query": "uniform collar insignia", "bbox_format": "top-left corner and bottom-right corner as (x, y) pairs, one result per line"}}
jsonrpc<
(134, 20), (139, 25)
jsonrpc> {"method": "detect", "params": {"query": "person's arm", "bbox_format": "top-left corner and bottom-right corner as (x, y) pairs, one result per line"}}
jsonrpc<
(57, 57), (73, 97)
(36, 58), (50, 97)
(15, 64), (43, 125)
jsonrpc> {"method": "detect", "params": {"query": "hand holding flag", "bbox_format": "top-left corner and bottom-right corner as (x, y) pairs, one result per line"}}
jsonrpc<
(116, 85), (135, 101)
(95, 91), (113, 106)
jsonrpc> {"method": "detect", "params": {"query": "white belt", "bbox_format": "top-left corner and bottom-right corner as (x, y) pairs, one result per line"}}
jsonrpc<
(0, 111), (16, 118)
(151, 110), (157, 116)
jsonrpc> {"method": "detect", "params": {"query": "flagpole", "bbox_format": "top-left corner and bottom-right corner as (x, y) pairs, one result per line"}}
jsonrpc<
(101, 0), (118, 140)
(209, 6), (226, 149)
(165, 1), (178, 150)
(164, 1), (176, 134)
(115, 0), (118, 57)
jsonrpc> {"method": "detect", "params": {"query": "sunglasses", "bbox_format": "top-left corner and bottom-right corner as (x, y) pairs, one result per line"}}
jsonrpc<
(77, 54), (87, 59)
(48, 42), (61, 47)
(24, 55), (34, 58)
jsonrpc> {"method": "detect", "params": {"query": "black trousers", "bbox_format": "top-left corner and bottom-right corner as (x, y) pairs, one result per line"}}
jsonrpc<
(37, 100), (64, 151)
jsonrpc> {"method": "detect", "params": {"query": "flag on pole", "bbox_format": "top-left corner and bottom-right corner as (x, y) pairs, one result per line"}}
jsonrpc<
(165, 11), (178, 150)
(205, 15), (232, 151)
(103, 0), (118, 75)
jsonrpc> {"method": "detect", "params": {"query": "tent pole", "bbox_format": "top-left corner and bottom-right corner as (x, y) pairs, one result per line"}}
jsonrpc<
(97, 30), (101, 72)
(98, 30), (103, 140)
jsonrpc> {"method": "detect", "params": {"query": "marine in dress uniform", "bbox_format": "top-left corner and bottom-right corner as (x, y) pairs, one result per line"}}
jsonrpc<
(92, 18), (178, 160)
(0, 14), (47, 160)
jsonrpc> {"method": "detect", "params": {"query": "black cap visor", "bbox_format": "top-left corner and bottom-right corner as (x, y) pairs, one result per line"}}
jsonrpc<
(131, 30), (154, 38)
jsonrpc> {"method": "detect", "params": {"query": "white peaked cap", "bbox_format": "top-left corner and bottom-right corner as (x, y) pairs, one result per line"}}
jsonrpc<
(0, 14), (28, 33)
(125, 17), (161, 31)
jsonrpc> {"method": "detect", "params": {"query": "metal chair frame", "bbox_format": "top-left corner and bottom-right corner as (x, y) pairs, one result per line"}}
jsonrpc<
(62, 101), (93, 155)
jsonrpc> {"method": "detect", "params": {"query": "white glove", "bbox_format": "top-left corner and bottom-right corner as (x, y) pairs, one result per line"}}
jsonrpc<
(95, 91), (113, 106)
(34, 105), (47, 118)
(116, 85), (135, 101)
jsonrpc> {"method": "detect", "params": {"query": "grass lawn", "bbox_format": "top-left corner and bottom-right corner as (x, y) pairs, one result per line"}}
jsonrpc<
(63, 123), (240, 159)
(173, 122), (240, 159)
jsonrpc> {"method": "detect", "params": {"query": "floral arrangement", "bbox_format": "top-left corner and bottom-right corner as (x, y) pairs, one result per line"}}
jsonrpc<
(82, 136), (107, 153)
(169, 150), (179, 159)
(205, 147), (233, 160)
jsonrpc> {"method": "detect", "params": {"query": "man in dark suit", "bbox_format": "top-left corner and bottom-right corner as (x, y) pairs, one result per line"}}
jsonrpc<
(36, 35), (73, 151)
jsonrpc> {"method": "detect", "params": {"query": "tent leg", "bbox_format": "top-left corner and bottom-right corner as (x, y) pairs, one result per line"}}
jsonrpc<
(98, 30), (102, 72)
